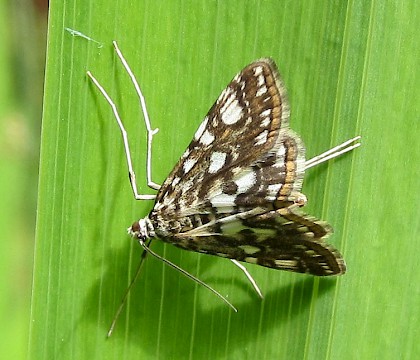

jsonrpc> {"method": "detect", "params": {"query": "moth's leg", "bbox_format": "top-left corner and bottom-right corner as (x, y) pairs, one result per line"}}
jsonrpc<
(87, 71), (156, 200)
(230, 259), (263, 298)
(113, 41), (160, 191)
(138, 239), (238, 312)
(305, 136), (361, 170)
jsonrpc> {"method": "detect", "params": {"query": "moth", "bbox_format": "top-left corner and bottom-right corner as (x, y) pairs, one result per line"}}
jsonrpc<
(88, 42), (360, 333)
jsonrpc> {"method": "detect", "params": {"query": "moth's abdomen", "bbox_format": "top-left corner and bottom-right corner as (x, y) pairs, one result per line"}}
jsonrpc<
(150, 211), (218, 239)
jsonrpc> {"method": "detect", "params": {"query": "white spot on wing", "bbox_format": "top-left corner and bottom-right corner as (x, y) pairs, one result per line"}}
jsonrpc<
(255, 130), (268, 146)
(267, 183), (281, 195)
(183, 158), (197, 174)
(245, 257), (258, 264)
(277, 144), (286, 156)
(274, 260), (297, 267)
(220, 219), (243, 232)
(239, 245), (260, 254)
(235, 170), (256, 193)
(261, 109), (271, 118)
(172, 176), (181, 187)
(210, 193), (236, 207)
(209, 152), (227, 173)
(200, 130), (215, 145)
(216, 253), (229, 258)
(254, 66), (263, 76)
(256, 85), (267, 97)
(221, 99), (243, 125)
(181, 148), (190, 159)
(194, 116), (208, 140)
(215, 205), (235, 214)
(180, 180), (194, 195)
(260, 117), (270, 127)
(260, 109), (271, 127)
(273, 144), (286, 167)
(218, 89), (231, 105)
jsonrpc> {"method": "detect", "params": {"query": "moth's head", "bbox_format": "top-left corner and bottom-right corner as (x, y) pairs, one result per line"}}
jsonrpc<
(127, 217), (153, 240)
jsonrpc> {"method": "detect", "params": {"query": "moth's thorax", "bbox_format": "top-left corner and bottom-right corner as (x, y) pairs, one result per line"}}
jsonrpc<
(128, 217), (155, 239)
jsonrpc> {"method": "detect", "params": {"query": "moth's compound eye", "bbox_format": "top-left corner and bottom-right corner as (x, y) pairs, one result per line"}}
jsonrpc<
(128, 221), (140, 237)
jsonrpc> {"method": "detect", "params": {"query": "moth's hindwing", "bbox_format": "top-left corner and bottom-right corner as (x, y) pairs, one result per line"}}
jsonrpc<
(170, 208), (344, 276)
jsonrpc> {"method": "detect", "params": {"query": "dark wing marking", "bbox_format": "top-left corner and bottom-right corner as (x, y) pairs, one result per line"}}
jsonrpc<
(153, 59), (306, 217)
(169, 208), (345, 276)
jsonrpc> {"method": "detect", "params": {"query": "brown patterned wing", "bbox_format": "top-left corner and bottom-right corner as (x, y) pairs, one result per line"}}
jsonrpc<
(154, 59), (298, 217)
(167, 207), (345, 276)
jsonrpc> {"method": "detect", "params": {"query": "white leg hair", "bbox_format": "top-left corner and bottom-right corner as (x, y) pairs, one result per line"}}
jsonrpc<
(230, 260), (263, 298)
(112, 41), (160, 191)
(305, 136), (361, 170)
(87, 41), (161, 200)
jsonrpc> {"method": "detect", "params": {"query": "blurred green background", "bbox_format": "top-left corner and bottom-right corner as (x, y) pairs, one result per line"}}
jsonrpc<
(1, 1), (419, 359)
(0, 0), (47, 359)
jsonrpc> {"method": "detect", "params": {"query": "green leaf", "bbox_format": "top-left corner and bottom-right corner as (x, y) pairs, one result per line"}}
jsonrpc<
(30, 1), (419, 359)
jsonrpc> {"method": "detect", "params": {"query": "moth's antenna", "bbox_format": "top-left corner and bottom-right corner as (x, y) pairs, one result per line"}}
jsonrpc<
(138, 240), (238, 313)
(107, 240), (151, 337)
(305, 136), (361, 170)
